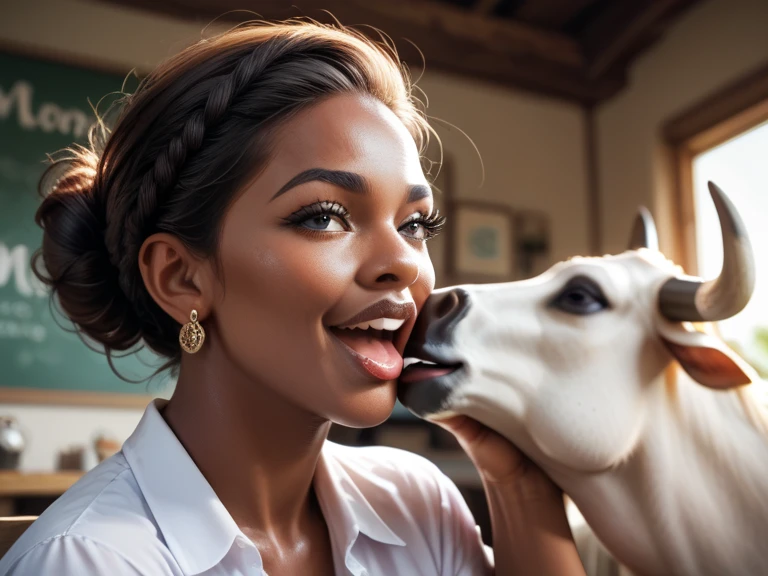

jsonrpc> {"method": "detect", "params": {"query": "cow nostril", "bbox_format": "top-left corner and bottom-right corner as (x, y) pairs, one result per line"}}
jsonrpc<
(435, 290), (460, 319)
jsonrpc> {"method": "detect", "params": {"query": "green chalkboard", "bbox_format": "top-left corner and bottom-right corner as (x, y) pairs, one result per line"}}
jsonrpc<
(0, 50), (173, 405)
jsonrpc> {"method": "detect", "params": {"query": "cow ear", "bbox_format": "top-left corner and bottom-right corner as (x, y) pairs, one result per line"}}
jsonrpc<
(659, 323), (754, 389)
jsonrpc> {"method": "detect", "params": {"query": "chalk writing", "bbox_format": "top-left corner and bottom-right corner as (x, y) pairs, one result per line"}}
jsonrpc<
(0, 300), (32, 319)
(0, 243), (47, 298)
(0, 319), (46, 342)
(0, 80), (90, 139)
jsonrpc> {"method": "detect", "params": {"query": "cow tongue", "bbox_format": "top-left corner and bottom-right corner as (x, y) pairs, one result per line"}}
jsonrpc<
(399, 363), (455, 383)
(333, 329), (400, 367)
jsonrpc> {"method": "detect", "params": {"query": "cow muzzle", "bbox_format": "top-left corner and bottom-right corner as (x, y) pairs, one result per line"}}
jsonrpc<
(397, 288), (470, 417)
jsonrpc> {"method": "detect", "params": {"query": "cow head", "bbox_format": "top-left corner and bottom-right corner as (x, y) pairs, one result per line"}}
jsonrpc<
(398, 182), (756, 472)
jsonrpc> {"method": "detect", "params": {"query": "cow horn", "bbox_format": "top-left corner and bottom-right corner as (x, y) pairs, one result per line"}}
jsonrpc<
(628, 207), (659, 251)
(658, 181), (755, 322)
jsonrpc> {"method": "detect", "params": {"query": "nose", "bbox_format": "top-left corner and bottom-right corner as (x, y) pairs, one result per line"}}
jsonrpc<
(416, 288), (471, 346)
(356, 232), (422, 291)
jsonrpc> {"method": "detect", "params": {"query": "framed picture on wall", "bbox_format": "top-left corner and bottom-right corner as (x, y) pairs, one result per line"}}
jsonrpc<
(447, 200), (517, 283)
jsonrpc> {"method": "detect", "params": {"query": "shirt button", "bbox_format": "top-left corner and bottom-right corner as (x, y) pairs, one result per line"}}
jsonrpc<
(236, 537), (247, 549)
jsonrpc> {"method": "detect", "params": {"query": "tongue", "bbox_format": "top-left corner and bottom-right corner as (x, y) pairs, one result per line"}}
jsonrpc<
(333, 329), (401, 368)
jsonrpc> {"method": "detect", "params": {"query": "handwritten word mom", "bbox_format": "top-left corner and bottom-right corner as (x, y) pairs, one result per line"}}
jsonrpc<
(0, 243), (47, 298)
(0, 80), (90, 139)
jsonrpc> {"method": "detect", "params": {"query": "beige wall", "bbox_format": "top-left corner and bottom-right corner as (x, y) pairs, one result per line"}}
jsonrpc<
(420, 72), (589, 286)
(596, 0), (768, 257)
(0, 0), (589, 470)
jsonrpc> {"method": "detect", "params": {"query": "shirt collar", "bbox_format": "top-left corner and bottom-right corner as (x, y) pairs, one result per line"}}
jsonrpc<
(122, 399), (243, 575)
(315, 442), (406, 549)
(123, 400), (405, 576)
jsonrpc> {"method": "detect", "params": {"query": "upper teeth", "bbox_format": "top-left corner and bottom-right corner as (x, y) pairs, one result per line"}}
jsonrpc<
(340, 318), (405, 331)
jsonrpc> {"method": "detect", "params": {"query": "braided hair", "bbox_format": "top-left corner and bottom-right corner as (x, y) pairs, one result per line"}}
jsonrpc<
(34, 20), (431, 374)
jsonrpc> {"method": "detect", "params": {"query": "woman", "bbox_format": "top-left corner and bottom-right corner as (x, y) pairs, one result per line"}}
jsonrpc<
(0, 21), (585, 575)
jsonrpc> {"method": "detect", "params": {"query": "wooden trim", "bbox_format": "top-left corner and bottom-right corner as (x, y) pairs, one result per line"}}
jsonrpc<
(472, 0), (499, 16)
(0, 472), (83, 497)
(0, 39), (140, 78)
(0, 516), (37, 556)
(0, 388), (154, 409)
(581, 0), (700, 79)
(584, 106), (601, 254)
(96, 0), (615, 104)
(433, 156), (456, 287)
(665, 63), (768, 145)
(684, 98), (768, 155)
(673, 146), (698, 275)
(664, 63), (768, 276)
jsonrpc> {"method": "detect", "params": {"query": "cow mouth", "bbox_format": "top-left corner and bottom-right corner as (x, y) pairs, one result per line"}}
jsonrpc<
(397, 342), (466, 417)
(399, 357), (463, 383)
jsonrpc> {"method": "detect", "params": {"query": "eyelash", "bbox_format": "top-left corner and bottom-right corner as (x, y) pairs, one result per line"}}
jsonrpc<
(282, 200), (350, 228)
(282, 199), (447, 241)
(401, 210), (447, 241)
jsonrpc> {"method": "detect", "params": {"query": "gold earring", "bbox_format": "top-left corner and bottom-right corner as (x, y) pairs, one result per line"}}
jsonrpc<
(179, 309), (205, 354)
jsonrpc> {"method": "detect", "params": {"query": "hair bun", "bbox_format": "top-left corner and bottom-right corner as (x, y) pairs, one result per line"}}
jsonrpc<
(34, 148), (142, 352)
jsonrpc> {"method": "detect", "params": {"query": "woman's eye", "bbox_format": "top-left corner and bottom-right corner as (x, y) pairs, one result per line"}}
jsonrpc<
(284, 200), (350, 233)
(399, 211), (446, 241)
(401, 220), (427, 240)
(300, 214), (346, 232)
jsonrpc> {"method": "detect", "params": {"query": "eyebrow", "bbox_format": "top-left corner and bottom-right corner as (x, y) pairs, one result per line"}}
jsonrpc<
(270, 167), (432, 203)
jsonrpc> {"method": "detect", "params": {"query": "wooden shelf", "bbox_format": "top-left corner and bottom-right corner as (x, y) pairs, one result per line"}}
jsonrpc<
(0, 471), (83, 498)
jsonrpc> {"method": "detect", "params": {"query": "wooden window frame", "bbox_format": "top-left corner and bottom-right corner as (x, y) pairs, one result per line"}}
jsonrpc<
(663, 64), (768, 275)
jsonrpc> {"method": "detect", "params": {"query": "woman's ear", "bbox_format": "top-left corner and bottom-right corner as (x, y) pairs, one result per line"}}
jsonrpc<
(138, 233), (215, 325)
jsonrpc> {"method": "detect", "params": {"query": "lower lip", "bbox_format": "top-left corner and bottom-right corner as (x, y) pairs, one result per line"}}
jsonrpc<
(330, 332), (403, 381)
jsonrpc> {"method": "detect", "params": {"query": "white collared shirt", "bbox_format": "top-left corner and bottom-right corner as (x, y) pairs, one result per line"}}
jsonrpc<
(0, 400), (493, 575)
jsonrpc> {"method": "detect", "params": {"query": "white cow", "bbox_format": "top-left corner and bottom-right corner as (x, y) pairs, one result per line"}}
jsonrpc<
(399, 182), (767, 576)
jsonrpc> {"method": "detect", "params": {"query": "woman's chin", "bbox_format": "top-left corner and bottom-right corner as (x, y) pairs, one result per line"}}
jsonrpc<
(329, 382), (398, 429)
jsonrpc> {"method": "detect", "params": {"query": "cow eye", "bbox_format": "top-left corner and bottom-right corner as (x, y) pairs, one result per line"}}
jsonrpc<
(551, 276), (609, 315)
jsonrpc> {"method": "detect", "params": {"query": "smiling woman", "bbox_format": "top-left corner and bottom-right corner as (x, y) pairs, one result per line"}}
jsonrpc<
(0, 19), (585, 576)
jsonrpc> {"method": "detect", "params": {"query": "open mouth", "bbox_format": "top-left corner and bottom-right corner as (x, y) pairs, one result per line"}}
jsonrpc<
(328, 319), (406, 381)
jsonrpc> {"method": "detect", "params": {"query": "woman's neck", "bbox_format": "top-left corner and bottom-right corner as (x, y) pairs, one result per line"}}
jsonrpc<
(162, 345), (332, 542)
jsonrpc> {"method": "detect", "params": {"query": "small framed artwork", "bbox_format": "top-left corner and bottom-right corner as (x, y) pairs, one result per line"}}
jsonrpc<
(447, 200), (517, 284)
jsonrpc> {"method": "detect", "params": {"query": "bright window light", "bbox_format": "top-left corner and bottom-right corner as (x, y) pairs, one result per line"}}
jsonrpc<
(693, 120), (768, 376)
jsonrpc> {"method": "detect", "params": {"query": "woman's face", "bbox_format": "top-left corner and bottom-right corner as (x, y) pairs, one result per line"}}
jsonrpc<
(212, 93), (436, 427)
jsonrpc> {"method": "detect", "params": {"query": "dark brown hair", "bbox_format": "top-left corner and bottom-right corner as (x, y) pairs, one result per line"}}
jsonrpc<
(34, 20), (431, 373)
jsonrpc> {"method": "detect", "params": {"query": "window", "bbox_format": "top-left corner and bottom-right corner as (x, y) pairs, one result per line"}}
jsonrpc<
(665, 65), (768, 379)
(692, 121), (768, 376)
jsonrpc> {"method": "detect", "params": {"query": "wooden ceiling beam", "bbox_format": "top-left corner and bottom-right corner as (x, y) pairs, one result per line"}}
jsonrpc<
(357, 0), (583, 66)
(580, 0), (700, 79)
(472, 0), (500, 16)
(514, 0), (600, 30)
(98, 0), (614, 102)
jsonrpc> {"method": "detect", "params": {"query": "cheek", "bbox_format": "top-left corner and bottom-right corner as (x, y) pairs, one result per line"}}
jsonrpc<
(526, 375), (647, 472)
(214, 233), (355, 361)
(414, 249), (435, 304)
(526, 323), (654, 472)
